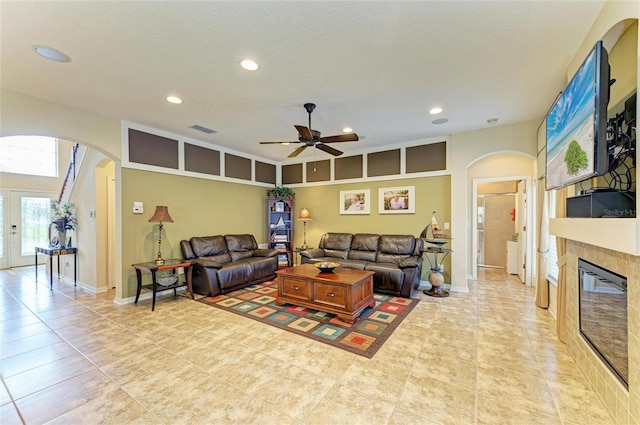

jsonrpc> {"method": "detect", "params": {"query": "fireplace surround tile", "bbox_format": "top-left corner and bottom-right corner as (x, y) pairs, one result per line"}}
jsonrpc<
(566, 240), (638, 424)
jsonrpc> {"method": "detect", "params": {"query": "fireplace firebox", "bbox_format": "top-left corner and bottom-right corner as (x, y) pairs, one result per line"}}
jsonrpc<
(578, 258), (628, 389)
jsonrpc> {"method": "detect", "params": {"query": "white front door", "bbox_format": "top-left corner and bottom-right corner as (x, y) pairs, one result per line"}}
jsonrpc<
(9, 191), (57, 267)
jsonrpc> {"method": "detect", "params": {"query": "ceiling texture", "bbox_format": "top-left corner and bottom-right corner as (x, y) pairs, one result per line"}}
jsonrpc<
(1, 1), (606, 161)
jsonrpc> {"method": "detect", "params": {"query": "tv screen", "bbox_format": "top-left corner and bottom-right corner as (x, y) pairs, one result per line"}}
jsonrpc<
(545, 41), (610, 190)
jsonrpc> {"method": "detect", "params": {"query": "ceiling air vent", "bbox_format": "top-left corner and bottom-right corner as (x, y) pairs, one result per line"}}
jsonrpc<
(190, 125), (217, 134)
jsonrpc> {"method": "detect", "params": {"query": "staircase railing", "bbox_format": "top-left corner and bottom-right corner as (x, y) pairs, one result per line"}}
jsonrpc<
(58, 143), (80, 203)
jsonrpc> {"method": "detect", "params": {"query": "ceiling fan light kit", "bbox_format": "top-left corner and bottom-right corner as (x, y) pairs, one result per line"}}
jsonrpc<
(260, 103), (359, 158)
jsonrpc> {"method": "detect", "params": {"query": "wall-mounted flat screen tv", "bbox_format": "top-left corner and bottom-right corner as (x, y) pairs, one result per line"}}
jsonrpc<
(545, 41), (610, 190)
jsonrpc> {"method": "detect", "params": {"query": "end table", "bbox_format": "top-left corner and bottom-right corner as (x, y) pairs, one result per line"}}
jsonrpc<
(422, 246), (452, 298)
(132, 259), (193, 311)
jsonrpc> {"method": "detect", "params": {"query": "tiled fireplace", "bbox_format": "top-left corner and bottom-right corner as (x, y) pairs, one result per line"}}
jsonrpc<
(566, 241), (639, 424)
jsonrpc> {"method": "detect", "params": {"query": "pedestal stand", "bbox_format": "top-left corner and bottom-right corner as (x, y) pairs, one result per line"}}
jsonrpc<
(422, 246), (452, 298)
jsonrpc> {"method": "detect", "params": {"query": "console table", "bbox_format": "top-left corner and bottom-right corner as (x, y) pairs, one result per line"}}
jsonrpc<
(132, 259), (193, 311)
(35, 246), (77, 289)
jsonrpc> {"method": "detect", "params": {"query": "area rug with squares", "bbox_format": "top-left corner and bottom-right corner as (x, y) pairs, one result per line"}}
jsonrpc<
(197, 280), (418, 358)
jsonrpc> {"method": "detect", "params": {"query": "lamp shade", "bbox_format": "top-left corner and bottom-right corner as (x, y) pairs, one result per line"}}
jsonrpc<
(298, 208), (312, 221)
(148, 206), (174, 223)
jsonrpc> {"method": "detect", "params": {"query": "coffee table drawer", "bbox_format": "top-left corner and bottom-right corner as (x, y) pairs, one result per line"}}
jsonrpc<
(281, 277), (310, 300)
(314, 282), (346, 308)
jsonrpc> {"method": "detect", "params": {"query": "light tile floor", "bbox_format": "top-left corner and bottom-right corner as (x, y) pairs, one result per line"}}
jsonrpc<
(0, 266), (613, 424)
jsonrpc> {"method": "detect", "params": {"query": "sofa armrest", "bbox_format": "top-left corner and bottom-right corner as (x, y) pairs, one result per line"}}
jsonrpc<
(300, 248), (324, 259)
(193, 259), (222, 269)
(399, 255), (422, 269)
(253, 249), (279, 258)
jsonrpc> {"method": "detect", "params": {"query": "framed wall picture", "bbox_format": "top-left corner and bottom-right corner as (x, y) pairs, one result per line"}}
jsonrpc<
(340, 189), (370, 215)
(379, 186), (415, 214)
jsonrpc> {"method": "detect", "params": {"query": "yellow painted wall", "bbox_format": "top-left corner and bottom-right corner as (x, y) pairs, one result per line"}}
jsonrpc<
(119, 171), (451, 297)
(120, 168), (269, 297)
(293, 176), (451, 281)
(608, 21), (637, 107)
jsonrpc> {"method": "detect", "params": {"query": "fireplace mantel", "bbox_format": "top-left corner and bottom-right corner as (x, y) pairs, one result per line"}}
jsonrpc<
(550, 218), (639, 255)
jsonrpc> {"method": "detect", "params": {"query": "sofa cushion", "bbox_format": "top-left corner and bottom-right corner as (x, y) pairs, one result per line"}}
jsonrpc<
(243, 256), (278, 280)
(216, 262), (251, 291)
(198, 253), (232, 265)
(180, 240), (196, 260)
(365, 262), (404, 293)
(338, 259), (369, 270)
(321, 233), (352, 259)
(225, 234), (258, 252)
(230, 251), (253, 261)
(376, 235), (416, 264)
(348, 234), (379, 262)
(378, 235), (416, 255)
(191, 236), (228, 257)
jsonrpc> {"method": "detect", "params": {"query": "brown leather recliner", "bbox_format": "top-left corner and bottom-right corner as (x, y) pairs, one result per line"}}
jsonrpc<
(180, 234), (278, 296)
(300, 233), (423, 298)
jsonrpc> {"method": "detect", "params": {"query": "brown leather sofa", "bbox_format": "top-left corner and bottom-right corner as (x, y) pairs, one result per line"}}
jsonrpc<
(180, 234), (278, 296)
(300, 233), (423, 298)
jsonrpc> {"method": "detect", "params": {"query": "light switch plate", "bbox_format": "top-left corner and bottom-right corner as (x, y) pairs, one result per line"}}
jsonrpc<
(133, 202), (144, 214)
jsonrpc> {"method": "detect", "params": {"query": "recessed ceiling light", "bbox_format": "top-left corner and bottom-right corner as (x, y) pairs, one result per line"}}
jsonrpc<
(432, 118), (449, 125)
(166, 96), (182, 104)
(487, 118), (499, 124)
(240, 59), (259, 71)
(282, 142), (290, 146)
(33, 45), (71, 63)
(342, 127), (353, 133)
(429, 107), (443, 115)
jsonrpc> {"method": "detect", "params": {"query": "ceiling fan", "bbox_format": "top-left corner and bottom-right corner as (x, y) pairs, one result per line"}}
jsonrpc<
(260, 103), (359, 158)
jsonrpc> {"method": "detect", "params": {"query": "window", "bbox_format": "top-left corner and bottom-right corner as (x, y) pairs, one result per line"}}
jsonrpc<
(0, 136), (58, 177)
(547, 190), (559, 283)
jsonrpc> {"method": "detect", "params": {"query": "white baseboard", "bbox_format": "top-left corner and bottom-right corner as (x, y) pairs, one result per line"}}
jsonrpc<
(419, 279), (467, 293)
(114, 286), (188, 305)
(55, 276), (109, 294)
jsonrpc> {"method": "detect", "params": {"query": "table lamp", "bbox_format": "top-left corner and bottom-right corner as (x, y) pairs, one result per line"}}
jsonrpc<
(298, 208), (312, 249)
(149, 206), (174, 265)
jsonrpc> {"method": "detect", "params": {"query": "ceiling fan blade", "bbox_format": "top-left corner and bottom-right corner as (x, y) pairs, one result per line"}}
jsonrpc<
(294, 125), (313, 140)
(288, 145), (308, 158)
(318, 133), (359, 143)
(259, 141), (299, 145)
(316, 143), (343, 156)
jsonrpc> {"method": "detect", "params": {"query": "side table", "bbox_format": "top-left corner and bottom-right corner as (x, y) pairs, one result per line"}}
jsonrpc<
(293, 247), (307, 266)
(422, 246), (452, 297)
(35, 246), (77, 290)
(132, 259), (194, 311)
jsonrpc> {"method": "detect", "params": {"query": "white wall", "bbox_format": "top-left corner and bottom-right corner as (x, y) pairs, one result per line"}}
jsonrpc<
(1, 88), (123, 296)
(450, 120), (538, 292)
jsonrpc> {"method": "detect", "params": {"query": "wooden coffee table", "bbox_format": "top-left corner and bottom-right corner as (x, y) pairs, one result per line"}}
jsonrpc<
(275, 264), (375, 323)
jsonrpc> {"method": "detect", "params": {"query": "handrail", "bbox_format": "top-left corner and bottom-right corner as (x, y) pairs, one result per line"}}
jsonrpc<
(58, 143), (79, 203)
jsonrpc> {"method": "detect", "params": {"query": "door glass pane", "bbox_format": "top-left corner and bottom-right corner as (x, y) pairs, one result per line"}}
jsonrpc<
(0, 195), (3, 258)
(21, 197), (50, 255)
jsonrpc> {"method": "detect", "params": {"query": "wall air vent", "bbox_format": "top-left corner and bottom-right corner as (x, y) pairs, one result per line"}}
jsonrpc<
(190, 125), (217, 134)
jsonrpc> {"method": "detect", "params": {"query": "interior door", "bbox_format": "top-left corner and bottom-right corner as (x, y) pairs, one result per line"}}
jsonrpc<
(0, 192), (7, 269)
(9, 191), (57, 267)
(517, 181), (527, 283)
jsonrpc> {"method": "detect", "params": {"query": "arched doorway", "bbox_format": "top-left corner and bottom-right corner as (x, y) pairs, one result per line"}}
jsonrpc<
(468, 152), (536, 284)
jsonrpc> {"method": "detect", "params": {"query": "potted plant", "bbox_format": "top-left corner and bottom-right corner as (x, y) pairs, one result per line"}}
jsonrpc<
(266, 186), (295, 200)
(51, 201), (77, 248)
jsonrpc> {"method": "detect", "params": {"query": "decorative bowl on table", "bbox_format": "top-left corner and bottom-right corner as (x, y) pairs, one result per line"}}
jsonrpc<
(315, 261), (340, 273)
(424, 238), (450, 247)
(157, 275), (178, 286)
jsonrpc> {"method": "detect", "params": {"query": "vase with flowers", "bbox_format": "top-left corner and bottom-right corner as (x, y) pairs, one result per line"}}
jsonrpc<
(51, 201), (77, 248)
